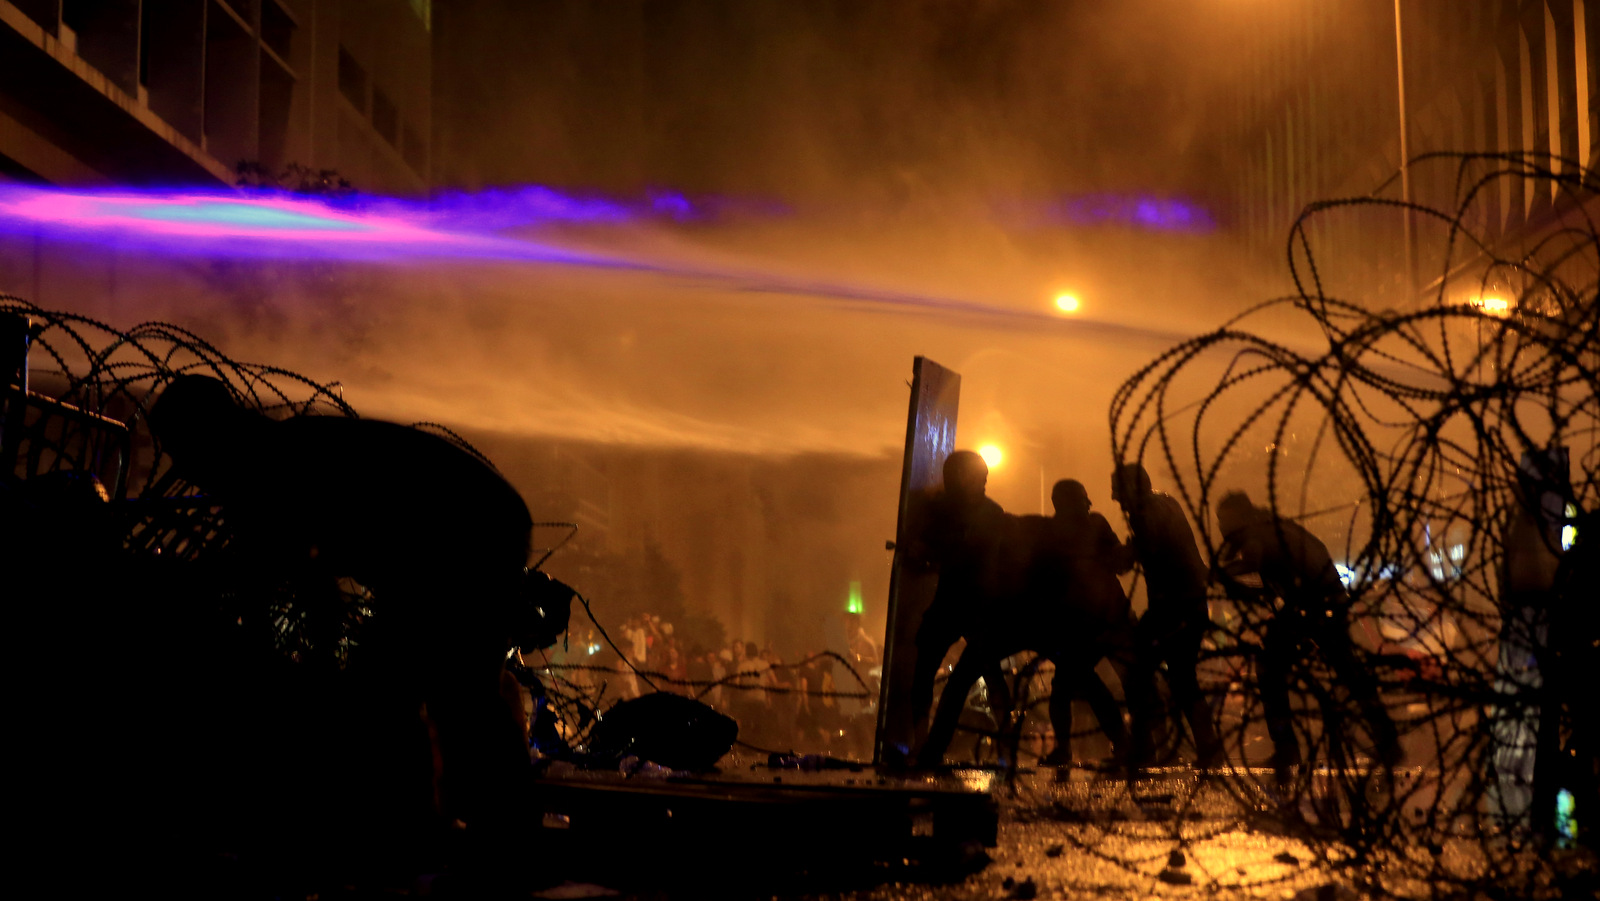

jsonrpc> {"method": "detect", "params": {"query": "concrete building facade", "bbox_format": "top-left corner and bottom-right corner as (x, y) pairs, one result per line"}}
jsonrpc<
(1, 0), (431, 192)
(1217, 0), (1596, 298)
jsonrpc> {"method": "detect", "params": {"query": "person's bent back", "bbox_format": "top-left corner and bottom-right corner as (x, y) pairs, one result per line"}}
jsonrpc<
(150, 374), (532, 595)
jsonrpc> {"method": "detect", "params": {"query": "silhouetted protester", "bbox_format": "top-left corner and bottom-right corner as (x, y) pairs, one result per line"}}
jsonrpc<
(1548, 505), (1597, 847)
(918, 480), (1147, 767)
(1497, 448), (1591, 836)
(149, 375), (540, 873)
(506, 574), (577, 757)
(1029, 480), (1136, 765)
(1112, 463), (1223, 766)
(1214, 491), (1397, 776)
(687, 644), (715, 695)
(908, 450), (1014, 746)
(728, 639), (772, 745)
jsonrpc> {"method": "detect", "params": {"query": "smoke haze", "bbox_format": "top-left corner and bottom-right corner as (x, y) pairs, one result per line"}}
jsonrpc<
(3, 0), (1381, 649)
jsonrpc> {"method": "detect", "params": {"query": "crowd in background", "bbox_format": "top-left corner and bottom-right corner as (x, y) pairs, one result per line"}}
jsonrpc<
(532, 609), (882, 758)
(710, 637), (876, 755)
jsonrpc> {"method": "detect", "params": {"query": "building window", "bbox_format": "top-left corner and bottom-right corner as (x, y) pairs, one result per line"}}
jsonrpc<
(61, 0), (91, 33)
(262, 0), (295, 61)
(338, 45), (367, 113)
(372, 88), (399, 145)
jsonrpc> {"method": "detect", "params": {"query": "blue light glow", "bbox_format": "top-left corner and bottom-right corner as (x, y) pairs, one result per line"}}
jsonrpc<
(0, 183), (1208, 344)
(1000, 193), (1217, 232)
(0, 185), (644, 267)
(128, 200), (372, 231)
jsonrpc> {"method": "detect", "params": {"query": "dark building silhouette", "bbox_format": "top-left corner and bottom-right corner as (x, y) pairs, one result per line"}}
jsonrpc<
(2, 0), (431, 191)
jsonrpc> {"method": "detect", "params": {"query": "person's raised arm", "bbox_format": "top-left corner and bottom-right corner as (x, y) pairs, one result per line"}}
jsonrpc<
(1092, 513), (1137, 574)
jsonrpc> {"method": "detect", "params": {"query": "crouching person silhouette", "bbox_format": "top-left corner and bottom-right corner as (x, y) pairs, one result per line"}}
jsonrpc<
(1214, 491), (1398, 779)
(1112, 463), (1224, 768)
(150, 375), (541, 876)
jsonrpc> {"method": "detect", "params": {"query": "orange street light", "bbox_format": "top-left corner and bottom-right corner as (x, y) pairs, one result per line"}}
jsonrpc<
(978, 443), (1004, 469)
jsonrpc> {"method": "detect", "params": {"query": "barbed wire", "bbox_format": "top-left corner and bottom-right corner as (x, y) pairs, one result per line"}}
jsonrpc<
(525, 586), (880, 755)
(1, 297), (372, 664)
(530, 657), (875, 700)
(2, 296), (356, 497)
(1, 298), (879, 754)
(1097, 152), (1598, 897)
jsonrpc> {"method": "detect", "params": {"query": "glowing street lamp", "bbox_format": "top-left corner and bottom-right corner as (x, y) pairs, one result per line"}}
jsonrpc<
(1474, 295), (1511, 317)
(978, 443), (1004, 469)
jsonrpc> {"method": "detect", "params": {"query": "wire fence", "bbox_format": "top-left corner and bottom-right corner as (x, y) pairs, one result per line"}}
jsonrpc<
(1102, 151), (1597, 897)
(0, 296), (882, 740)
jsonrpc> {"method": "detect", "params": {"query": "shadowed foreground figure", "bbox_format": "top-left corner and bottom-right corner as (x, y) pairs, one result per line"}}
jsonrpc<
(917, 479), (1144, 767)
(1027, 479), (1138, 766)
(1547, 506), (1598, 847)
(1112, 463), (1223, 767)
(150, 375), (544, 875)
(909, 450), (1014, 746)
(1498, 449), (1597, 840)
(1215, 490), (1397, 774)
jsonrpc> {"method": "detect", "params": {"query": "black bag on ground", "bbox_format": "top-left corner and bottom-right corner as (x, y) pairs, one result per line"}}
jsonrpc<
(586, 692), (737, 771)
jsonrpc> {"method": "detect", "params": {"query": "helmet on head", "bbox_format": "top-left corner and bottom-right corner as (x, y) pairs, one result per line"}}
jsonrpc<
(943, 450), (989, 497)
(1216, 490), (1256, 532)
(1111, 462), (1152, 504)
(1051, 479), (1090, 516)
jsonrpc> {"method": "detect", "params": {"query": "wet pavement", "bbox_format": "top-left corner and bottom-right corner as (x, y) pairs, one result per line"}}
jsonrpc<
(872, 769), (1330, 901)
(524, 755), (1600, 900)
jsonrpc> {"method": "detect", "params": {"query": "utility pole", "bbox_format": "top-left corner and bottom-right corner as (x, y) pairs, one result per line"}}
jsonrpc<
(1395, 0), (1418, 296)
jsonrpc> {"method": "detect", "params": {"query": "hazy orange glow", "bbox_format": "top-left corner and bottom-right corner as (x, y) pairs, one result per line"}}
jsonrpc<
(1475, 295), (1511, 316)
(978, 443), (1004, 469)
(1054, 292), (1081, 313)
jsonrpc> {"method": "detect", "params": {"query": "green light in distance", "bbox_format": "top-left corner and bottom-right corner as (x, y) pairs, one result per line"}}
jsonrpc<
(846, 580), (864, 615)
(1556, 788), (1577, 848)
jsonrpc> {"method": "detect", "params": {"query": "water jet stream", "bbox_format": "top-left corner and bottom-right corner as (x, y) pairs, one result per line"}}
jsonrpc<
(0, 185), (1198, 347)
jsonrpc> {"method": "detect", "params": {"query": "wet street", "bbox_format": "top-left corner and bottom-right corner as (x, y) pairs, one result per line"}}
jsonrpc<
(837, 769), (1333, 901)
(532, 764), (1365, 900)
